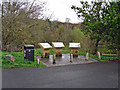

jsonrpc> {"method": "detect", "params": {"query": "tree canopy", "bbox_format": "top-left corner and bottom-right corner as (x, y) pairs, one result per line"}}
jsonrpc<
(71, 1), (120, 56)
(103, 1), (120, 56)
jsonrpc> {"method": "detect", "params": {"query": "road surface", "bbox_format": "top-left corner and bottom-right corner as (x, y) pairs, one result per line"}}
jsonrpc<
(2, 61), (118, 88)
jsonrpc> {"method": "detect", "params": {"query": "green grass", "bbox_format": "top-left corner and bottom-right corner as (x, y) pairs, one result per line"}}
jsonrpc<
(79, 52), (120, 61)
(2, 47), (71, 69)
(50, 49), (55, 55)
(62, 45), (71, 53)
(2, 51), (46, 69)
(101, 55), (120, 60)
(78, 52), (103, 61)
(2, 46), (71, 69)
(2, 46), (120, 69)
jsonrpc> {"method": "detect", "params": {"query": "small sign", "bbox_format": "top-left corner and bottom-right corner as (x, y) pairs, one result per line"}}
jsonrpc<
(69, 43), (80, 48)
(52, 42), (65, 48)
(38, 43), (52, 49)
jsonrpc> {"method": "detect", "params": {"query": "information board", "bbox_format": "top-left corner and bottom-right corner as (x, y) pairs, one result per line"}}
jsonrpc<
(38, 43), (52, 49)
(52, 42), (65, 48)
(69, 43), (80, 48)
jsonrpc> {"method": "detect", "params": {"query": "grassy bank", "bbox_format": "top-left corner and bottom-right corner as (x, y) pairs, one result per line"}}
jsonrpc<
(2, 46), (120, 69)
(2, 47), (71, 69)
(79, 52), (120, 61)
(2, 51), (46, 69)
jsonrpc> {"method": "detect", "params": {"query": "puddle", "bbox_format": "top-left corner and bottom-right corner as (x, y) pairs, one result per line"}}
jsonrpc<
(40, 53), (97, 67)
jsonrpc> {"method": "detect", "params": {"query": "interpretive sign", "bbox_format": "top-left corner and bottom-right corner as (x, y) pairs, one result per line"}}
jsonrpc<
(38, 43), (52, 58)
(69, 43), (80, 57)
(52, 42), (65, 56)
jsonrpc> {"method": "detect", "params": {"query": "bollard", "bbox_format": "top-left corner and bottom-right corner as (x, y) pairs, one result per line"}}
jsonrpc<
(70, 53), (73, 63)
(54, 54), (56, 59)
(97, 51), (101, 59)
(85, 52), (89, 60)
(53, 54), (56, 64)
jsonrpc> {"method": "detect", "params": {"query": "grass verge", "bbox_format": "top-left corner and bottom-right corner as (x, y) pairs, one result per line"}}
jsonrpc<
(2, 47), (120, 69)
(2, 51), (46, 69)
(79, 52), (120, 61)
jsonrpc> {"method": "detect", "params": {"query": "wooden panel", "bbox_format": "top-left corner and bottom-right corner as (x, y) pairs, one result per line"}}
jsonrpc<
(52, 42), (65, 48)
(55, 48), (62, 56)
(71, 49), (78, 57)
(69, 43), (80, 48)
(41, 49), (50, 58)
(38, 43), (52, 49)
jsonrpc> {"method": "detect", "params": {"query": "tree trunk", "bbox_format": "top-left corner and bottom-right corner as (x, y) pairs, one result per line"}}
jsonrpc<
(93, 39), (100, 55)
(117, 50), (120, 57)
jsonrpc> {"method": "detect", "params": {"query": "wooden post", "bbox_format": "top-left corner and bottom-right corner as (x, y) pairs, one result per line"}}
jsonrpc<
(97, 51), (101, 59)
(55, 48), (62, 56)
(53, 54), (56, 64)
(54, 54), (56, 59)
(41, 49), (49, 58)
(85, 52), (89, 60)
(70, 53), (73, 63)
(71, 49), (78, 57)
(36, 55), (40, 64)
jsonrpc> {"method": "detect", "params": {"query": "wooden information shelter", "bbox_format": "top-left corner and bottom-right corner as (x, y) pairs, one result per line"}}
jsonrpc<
(38, 43), (52, 58)
(52, 42), (65, 56)
(69, 43), (80, 57)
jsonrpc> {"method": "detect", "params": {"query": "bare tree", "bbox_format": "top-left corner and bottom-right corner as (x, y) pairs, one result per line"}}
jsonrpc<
(2, 0), (46, 51)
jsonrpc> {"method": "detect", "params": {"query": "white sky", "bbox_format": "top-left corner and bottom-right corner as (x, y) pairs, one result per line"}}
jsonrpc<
(42, 0), (83, 23)
(1, 0), (101, 23)
(0, 0), (84, 23)
(41, 0), (115, 23)
(2, 0), (119, 23)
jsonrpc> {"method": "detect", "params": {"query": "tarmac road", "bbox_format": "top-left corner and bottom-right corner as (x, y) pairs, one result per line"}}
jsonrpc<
(2, 61), (118, 88)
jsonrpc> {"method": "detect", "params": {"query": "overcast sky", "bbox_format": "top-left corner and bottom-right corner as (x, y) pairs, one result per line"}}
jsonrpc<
(2, 0), (118, 23)
(41, 0), (87, 23)
(41, 0), (115, 23)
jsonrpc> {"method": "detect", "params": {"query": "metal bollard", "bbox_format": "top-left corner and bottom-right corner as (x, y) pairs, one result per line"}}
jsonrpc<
(70, 53), (73, 63)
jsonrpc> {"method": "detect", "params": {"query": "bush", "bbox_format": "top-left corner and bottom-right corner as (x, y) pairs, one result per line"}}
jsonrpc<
(101, 56), (120, 60)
